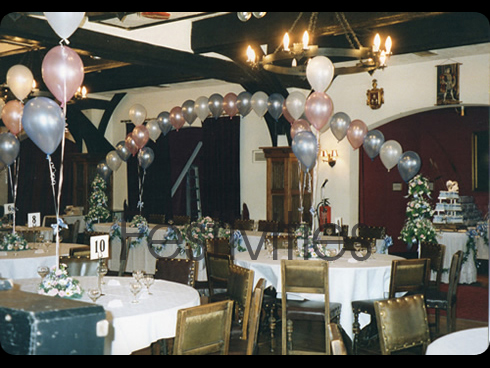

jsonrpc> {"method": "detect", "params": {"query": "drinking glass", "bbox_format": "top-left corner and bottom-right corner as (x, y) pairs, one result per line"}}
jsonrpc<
(132, 270), (144, 283)
(371, 243), (377, 260)
(129, 282), (142, 304)
(97, 263), (109, 284)
(142, 275), (155, 296)
(88, 288), (101, 303)
(37, 266), (49, 280)
(354, 242), (362, 257)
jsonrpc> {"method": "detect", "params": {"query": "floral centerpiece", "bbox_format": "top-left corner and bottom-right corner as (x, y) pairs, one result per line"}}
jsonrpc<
(0, 232), (29, 252)
(466, 221), (489, 267)
(85, 175), (112, 232)
(38, 264), (84, 299)
(179, 217), (232, 256)
(400, 175), (438, 248)
(110, 215), (150, 249)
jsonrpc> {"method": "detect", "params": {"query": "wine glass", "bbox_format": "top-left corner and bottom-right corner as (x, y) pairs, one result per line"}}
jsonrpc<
(266, 239), (273, 258)
(37, 266), (49, 280)
(132, 270), (144, 283)
(371, 242), (377, 260)
(142, 275), (155, 296)
(129, 282), (142, 304)
(354, 242), (362, 257)
(88, 288), (101, 303)
(97, 262), (109, 284)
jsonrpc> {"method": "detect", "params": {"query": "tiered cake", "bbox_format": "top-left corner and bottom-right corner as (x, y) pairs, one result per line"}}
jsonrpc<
(433, 181), (463, 225)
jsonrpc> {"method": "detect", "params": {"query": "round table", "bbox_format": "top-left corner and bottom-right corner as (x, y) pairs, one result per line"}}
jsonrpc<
(0, 244), (81, 280)
(234, 250), (404, 340)
(14, 276), (201, 355)
(426, 328), (489, 355)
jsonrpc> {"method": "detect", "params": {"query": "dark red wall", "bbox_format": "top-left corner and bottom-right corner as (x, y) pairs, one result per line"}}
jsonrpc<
(360, 107), (489, 253)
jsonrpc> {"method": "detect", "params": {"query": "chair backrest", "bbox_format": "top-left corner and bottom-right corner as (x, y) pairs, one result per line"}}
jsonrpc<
(447, 251), (464, 303)
(343, 236), (375, 251)
(60, 256), (99, 277)
(206, 238), (233, 257)
(420, 242), (446, 289)
(173, 300), (234, 355)
(358, 226), (386, 239)
(374, 294), (431, 355)
(69, 246), (91, 257)
(206, 252), (232, 296)
(328, 323), (348, 356)
(228, 264), (255, 340)
(246, 279), (266, 355)
(258, 220), (279, 233)
(154, 258), (197, 287)
(172, 216), (191, 226)
(148, 214), (166, 225)
(234, 219), (255, 231)
(389, 259), (431, 299)
(61, 220), (80, 244)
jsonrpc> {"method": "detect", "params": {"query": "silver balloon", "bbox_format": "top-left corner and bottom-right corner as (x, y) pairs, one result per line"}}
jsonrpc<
(106, 150), (123, 172)
(195, 96), (210, 122)
(157, 112), (173, 136)
(208, 94), (224, 119)
(182, 100), (197, 125)
(237, 12), (252, 22)
(268, 93), (285, 121)
(292, 131), (319, 173)
(22, 97), (65, 156)
(138, 147), (155, 170)
(398, 151), (422, 183)
(251, 91), (269, 118)
(115, 141), (131, 162)
(237, 91), (253, 117)
(97, 161), (112, 182)
(147, 119), (162, 142)
(0, 132), (20, 167)
(380, 140), (403, 172)
(363, 130), (385, 160)
(329, 112), (351, 143)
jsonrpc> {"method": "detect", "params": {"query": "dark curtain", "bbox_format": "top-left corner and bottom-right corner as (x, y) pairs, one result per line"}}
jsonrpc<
(15, 138), (78, 225)
(127, 117), (241, 225)
(201, 117), (241, 224)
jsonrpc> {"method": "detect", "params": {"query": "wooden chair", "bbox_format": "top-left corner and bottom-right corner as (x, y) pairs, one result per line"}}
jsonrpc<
(234, 219), (255, 231)
(172, 216), (191, 226)
(229, 279), (266, 355)
(328, 323), (348, 356)
(154, 258), (197, 288)
(343, 236), (376, 252)
(148, 214), (166, 225)
(425, 251), (464, 335)
(358, 226), (386, 239)
(258, 220), (279, 233)
(281, 260), (342, 355)
(173, 300), (234, 355)
(352, 258), (431, 354)
(227, 264), (255, 341)
(374, 295), (431, 355)
(69, 246), (90, 257)
(59, 256), (99, 277)
(420, 242), (446, 292)
(206, 238), (233, 258)
(61, 220), (80, 244)
(206, 252), (232, 300)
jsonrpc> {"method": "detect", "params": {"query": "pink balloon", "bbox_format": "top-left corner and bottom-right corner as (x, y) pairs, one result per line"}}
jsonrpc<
(42, 45), (84, 107)
(305, 92), (334, 132)
(132, 125), (150, 150)
(223, 93), (238, 118)
(125, 133), (139, 157)
(291, 119), (311, 139)
(1, 100), (24, 136)
(170, 106), (185, 131)
(347, 120), (368, 150)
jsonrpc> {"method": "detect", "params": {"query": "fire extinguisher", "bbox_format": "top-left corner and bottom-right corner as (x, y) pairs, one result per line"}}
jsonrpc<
(316, 179), (331, 231)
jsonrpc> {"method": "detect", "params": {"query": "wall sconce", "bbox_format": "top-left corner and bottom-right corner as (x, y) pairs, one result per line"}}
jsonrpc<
(321, 150), (338, 168)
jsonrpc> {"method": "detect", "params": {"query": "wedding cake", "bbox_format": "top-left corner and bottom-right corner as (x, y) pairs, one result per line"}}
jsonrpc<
(433, 181), (464, 225)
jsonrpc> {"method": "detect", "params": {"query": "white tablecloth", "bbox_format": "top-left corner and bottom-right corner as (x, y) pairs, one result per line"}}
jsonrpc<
(234, 250), (403, 340)
(0, 244), (81, 280)
(426, 328), (489, 355)
(437, 232), (477, 284)
(14, 276), (201, 355)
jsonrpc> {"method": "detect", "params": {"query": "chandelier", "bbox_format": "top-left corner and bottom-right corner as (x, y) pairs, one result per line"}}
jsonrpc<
(246, 12), (392, 77)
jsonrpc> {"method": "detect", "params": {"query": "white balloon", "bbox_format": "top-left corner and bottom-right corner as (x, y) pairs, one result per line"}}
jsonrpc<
(380, 140), (403, 172)
(129, 104), (147, 126)
(44, 12), (86, 41)
(306, 56), (335, 93)
(7, 65), (33, 101)
(106, 150), (123, 172)
(251, 91), (269, 118)
(147, 120), (162, 142)
(286, 91), (307, 121)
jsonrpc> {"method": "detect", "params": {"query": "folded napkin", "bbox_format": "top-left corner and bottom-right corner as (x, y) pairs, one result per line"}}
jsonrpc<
(34, 249), (45, 254)
(0, 252), (7, 257)
(107, 299), (124, 309)
(107, 279), (121, 287)
(348, 258), (360, 264)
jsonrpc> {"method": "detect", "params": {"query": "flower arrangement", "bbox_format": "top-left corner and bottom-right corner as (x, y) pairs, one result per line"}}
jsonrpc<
(179, 217), (232, 256)
(85, 175), (112, 232)
(110, 215), (150, 249)
(0, 232), (29, 252)
(38, 264), (84, 299)
(400, 175), (438, 247)
(294, 223), (312, 239)
(465, 222), (489, 267)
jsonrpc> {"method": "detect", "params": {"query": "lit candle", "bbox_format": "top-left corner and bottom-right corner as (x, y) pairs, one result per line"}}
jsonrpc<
(373, 34), (381, 53)
(303, 31), (310, 50)
(247, 46), (256, 63)
(283, 33), (290, 52)
(385, 36), (393, 54)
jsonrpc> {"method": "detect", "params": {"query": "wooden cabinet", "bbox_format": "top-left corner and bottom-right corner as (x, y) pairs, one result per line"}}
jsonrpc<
(261, 147), (312, 226)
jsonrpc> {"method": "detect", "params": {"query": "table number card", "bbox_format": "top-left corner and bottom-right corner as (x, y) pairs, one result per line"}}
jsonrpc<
(90, 235), (110, 260)
(4, 203), (15, 215)
(28, 213), (41, 228)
